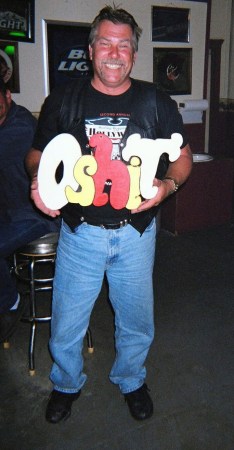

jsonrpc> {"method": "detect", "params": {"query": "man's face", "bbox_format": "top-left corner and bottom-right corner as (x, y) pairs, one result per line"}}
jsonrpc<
(89, 20), (137, 94)
(0, 90), (11, 125)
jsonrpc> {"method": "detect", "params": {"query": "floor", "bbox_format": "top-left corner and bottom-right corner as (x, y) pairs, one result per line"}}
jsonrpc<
(0, 223), (234, 450)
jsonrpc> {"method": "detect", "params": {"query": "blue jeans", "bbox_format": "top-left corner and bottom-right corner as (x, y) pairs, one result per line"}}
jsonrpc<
(0, 218), (60, 313)
(49, 218), (156, 394)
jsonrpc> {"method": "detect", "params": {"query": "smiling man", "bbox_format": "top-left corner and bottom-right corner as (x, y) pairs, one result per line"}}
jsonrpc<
(25, 5), (192, 424)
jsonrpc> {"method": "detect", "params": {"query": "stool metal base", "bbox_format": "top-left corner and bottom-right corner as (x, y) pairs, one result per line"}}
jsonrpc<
(15, 254), (55, 374)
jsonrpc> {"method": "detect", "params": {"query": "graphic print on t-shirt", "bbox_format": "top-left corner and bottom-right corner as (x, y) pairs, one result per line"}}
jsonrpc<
(85, 115), (129, 160)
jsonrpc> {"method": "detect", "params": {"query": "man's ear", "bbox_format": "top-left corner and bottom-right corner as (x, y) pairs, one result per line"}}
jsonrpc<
(5, 89), (12, 105)
(89, 45), (93, 61)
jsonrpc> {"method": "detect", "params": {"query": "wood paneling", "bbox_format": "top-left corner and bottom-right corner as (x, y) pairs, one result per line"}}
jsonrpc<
(161, 157), (234, 234)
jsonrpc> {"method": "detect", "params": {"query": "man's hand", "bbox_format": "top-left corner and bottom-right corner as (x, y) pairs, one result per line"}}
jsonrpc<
(31, 176), (60, 218)
(131, 178), (171, 213)
(131, 143), (193, 214)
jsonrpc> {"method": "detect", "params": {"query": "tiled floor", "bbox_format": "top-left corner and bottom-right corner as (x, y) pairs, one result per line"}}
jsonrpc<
(1, 224), (234, 450)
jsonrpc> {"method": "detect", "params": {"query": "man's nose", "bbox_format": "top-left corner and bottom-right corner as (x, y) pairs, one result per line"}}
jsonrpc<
(109, 45), (120, 58)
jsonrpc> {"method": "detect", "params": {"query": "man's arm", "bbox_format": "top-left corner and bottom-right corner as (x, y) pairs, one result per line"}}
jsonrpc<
(131, 143), (193, 213)
(25, 148), (61, 218)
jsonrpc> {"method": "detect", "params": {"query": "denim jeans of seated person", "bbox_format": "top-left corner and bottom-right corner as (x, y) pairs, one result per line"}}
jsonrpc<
(49, 219), (156, 395)
(0, 218), (59, 313)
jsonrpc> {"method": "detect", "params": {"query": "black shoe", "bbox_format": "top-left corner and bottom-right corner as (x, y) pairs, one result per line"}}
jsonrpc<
(124, 383), (153, 421)
(45, 390), (81, 424)
(0, 296), (26, 343)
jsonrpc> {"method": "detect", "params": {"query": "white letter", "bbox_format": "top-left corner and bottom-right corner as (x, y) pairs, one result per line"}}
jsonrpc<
(122, 133), (182, 199)
(38, 133), (81, 209)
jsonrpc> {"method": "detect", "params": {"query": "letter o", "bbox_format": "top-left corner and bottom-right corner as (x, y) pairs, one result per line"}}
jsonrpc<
(38, 133), (82, 209)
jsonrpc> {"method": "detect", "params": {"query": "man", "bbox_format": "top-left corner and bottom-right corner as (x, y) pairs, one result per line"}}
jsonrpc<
(0, 76), (60, 343)
(0, 52), (12, 84)
(25, 6), (192, 423)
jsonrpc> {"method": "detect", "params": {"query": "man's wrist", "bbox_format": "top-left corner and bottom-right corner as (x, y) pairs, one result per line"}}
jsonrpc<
(163, 176), (179, 194)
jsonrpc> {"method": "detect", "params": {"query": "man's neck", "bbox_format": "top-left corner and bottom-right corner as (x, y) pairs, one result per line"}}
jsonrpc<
(91, 77), (131, 96)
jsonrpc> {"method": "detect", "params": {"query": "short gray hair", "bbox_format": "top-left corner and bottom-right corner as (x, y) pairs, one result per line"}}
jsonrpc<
(88, 5), (142, 52)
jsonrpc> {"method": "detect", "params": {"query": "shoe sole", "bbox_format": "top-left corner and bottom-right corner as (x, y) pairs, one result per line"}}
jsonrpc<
(46, 410), (71, 424)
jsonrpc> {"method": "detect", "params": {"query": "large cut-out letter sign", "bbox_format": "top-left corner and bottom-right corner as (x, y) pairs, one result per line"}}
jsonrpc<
(38, 132), (182, 210)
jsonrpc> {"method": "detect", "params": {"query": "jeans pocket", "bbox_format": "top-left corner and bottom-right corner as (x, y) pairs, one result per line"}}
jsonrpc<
(144, 218), (156, 233)
(62, 220), (75, 235)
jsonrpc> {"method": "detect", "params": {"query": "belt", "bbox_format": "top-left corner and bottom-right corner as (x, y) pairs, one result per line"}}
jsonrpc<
(80, 216), (130, 229)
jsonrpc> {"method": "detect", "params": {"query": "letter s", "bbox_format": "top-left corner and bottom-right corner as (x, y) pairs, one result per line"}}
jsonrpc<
(65, 155), (97, 206)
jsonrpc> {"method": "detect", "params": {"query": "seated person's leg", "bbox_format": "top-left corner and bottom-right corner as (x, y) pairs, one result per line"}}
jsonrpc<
(0, 257), (18, 313)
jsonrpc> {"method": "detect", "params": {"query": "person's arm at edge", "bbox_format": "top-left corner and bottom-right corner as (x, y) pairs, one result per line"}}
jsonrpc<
(131, 143), (193, 213)
(25, 147), (61, 218)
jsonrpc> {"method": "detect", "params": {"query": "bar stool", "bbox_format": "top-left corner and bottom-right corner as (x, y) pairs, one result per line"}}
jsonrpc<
(14, 232), (93, 375)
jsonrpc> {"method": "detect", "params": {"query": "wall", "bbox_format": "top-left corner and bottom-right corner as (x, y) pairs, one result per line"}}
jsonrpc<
(209, 0), (233, 101)
(209, 0), (233, 157)
(228, 1), (234, 100)
(9, 0), (208, 113)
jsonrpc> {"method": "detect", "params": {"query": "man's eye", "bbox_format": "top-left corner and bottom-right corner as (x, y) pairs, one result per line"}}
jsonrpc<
(119, 43), (130, 49)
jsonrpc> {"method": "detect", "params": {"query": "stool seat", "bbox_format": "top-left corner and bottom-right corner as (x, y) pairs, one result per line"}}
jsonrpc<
(18, 232), (59, 256)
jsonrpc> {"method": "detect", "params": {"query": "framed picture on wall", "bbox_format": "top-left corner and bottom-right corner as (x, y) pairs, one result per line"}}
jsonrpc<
(0, 0), (35, 43)
(152, 6), (190, 43)
(153, 48), (192, 95)
(0, 40), (19, 92)
(44, 20), (93, 93)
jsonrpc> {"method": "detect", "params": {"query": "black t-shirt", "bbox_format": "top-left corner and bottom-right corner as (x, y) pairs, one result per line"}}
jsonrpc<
(33, 79), (187, 226)
(84, 84), (132, 159)
(81, 84), (133, 220)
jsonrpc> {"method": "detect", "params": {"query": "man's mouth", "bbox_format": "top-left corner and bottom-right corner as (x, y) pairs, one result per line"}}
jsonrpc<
(106, 63), (121, 69)
(103, 60), (123, 70)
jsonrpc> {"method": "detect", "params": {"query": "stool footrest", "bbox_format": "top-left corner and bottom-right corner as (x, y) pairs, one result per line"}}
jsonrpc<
(22, 316), (51, 323)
